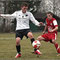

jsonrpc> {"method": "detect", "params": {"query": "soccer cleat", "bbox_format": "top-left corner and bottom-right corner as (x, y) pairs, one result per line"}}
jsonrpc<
(57, 53), (60, 56)
(57, 48), (60, 56)
(15, 53), (21, 58)
(34, 50), (42, 55)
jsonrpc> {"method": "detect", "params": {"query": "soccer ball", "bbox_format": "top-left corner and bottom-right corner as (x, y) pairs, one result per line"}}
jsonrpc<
(32, 40), (41, 49)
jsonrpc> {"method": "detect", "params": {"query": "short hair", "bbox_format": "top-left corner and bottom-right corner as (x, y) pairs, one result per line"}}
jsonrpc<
(47, 12), (53, 16)
(21, 2), (29, 7)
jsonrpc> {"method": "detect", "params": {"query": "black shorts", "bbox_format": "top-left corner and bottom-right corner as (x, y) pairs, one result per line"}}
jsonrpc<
(16, 29), (31, 40)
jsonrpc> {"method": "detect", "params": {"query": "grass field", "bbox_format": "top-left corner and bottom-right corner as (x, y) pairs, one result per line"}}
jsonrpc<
(0, 32), (60, 60)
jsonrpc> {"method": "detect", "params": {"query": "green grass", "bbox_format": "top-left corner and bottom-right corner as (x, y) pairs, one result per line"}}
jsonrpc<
(0, 32), (60, 60)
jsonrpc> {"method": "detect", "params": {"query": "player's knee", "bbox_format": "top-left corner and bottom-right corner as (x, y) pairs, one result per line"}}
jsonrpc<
(52, 40), (55, 44)
(16, 37), (21, 45)
(50, 40), (55, 44)
(27, 32), (34, 39)
(37, 36), (42, 41)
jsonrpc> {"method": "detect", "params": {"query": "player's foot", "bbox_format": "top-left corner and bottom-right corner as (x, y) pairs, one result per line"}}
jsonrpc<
(57, 48), (60, 56)
(57, 53), (60, 56)
(15, 53), (21, 58)
(34, 50), (42, 55)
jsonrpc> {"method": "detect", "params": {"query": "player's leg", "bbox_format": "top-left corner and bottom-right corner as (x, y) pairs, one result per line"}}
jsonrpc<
(16, 37), (21, 54)
(27, 32), (42, 55)
(37, 33), (50, 42)
(24, 29), (35, 44)
(49, 33), (60, 54)
(37, 35), (45, 41)
(15, 30), (23, 58)
(27, 32), (36, 51)
(50, 40), (60, 54)
(15, 37), (21, 58)
(27, 32), (35, 44)
(37, 33), (51, 55)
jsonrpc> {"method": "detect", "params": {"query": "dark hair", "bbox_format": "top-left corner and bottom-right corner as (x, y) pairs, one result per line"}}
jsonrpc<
(47, 12), (53, 16)
(21, 2), (29, 7)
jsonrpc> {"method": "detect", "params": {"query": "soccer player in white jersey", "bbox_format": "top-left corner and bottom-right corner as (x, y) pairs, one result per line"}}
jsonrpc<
(0, 2), (43, 58)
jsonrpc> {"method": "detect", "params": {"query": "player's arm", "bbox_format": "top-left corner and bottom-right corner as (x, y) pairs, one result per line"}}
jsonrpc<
(0, 14), (15, 19)
(0, 12), (16, 19)
(50, 20), (58, 32)
(42, 20), (48, 34)
(0, 14), (12, 18)
(51, 26), (58, 32)
(29, 12), (43, 26)
(43, 25), (48, 34)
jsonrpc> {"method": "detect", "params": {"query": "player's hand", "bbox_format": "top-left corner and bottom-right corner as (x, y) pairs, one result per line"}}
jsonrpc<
(39, 22), (44, 26)
(49, 30), (53, 33)
(43, 31), (45, 34)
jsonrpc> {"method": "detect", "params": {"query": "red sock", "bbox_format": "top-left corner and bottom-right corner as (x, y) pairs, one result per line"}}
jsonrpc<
(57, 48), (60, 53)
(54, 43), (59, 49)
(54, 43), (60, 53)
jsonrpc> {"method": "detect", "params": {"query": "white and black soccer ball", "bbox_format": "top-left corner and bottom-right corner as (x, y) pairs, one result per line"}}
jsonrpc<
(32, 40), (41, 49)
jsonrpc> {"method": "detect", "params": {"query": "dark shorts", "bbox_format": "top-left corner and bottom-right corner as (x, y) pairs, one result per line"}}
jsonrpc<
(16, 29), (31, 40)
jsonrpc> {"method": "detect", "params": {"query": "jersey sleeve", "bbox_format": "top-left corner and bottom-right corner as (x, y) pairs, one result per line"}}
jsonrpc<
(53, 20), (58, 27)
(1, 11), (16, 19)
(29, 12), (40, 26)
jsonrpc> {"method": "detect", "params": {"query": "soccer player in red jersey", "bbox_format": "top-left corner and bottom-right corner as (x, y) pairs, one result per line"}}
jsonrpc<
(37, 12), (60, 55)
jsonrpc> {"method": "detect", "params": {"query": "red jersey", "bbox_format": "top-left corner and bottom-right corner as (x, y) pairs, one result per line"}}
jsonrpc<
(46, 18), (58, 34)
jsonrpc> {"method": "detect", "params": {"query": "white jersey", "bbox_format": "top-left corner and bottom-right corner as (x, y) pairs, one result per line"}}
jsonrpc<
(1, 10), (40, 30)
